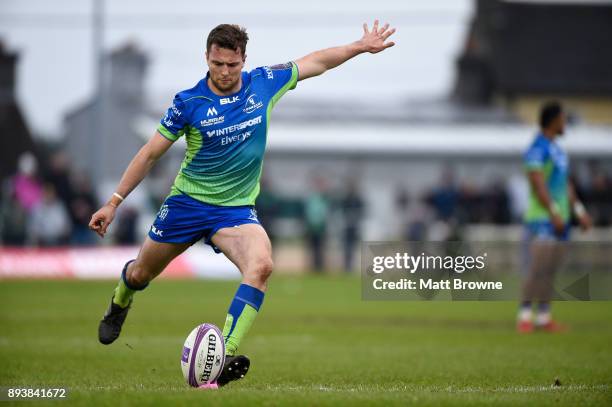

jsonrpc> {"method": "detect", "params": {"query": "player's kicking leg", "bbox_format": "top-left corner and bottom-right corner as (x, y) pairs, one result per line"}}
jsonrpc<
(210, 223), (273, 386)
(98, 237), (191, 344)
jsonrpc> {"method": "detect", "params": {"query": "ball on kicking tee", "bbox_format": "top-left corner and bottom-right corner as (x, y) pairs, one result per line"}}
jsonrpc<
(181, 323), (225, 387)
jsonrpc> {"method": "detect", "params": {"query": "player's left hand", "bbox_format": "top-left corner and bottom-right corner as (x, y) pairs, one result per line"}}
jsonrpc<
(359, 20), (396, 54)
(88, 204), (116, 238)
(578, 212), (593, 232)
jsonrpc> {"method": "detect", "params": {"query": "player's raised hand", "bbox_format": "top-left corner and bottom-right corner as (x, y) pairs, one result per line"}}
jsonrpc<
(359, 20), (396, 54)
(88, 204), (116, 238)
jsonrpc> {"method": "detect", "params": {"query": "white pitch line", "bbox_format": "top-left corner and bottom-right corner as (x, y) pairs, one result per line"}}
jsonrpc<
(259, 383), (609, 394)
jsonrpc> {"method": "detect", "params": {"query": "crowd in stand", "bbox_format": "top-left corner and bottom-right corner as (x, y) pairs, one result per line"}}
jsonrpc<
(1, 151), (611, 253)
(395, 165), (612, 243)
(1, 151), (97, 246)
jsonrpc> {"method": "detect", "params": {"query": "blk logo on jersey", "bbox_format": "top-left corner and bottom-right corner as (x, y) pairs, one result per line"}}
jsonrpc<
(220, 96), (240, 105)
(207, 107), (218, 117)
(243, 94), (263, 114)
(151, 225), (164, 237)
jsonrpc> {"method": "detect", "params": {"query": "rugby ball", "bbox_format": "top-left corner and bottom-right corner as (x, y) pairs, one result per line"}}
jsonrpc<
(180, 323), (226, 387)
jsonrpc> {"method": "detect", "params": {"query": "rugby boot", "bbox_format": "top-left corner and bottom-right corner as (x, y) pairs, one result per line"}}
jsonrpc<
(98, 296), (132, 344)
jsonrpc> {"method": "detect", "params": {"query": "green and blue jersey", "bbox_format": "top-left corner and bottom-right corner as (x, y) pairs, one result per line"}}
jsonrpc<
(523, 133), (570, 223)
(158, 62), (298, 206)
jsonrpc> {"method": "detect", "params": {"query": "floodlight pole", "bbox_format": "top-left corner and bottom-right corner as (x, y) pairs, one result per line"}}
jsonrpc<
(91, 0), (104, 184)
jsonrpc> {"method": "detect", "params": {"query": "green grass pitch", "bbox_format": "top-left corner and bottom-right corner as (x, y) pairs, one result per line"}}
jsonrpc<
(1, 276), (610, 406)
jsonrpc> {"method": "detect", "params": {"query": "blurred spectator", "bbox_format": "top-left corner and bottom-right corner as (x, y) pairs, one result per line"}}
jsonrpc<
(69, 173), (98, 245)
(427, 168), (459, 221)
(28, 183), (70, 246)
(585, 167), (612, 227)
(395, 188), (410, 213)
(478, 179), (511, 224)
(407, 196), (432, 241)
(12, 152), (43, 213)
(304, 177), (330, 272)
(395, 188), (431, 241)
(456, 181), (479, 223)
(43, 151), (73, 208)
(1, 182), (28, 245)
(340, 180), (364, 272)
(115, 207), (139, 245)
(0, 152), (42, 244)
(395, 188), (410, 238)
(256, 177), (282, 247)
(507, 174), (529, 222)
(424, 173), (516, 227)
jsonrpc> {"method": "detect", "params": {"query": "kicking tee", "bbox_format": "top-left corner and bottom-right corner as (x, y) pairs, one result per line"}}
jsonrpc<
(158, 62), (298, 206)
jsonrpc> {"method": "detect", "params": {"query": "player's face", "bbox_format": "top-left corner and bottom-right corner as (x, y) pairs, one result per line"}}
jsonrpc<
(206, 45), (245, 94)
(556, 112), (566, 135)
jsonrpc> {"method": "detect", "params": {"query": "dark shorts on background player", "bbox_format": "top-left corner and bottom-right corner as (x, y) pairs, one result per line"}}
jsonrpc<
(520, 221), (570, 275)
(525, 220), (570, 242)
(148, 192), (260, 253)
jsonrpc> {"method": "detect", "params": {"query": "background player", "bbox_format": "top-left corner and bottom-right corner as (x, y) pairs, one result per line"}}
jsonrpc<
(518, 101), (592, 333)
(89, 21), (396, 386)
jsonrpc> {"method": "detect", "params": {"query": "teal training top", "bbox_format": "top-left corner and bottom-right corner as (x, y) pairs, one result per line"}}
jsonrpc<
(523, 133), (570, 222)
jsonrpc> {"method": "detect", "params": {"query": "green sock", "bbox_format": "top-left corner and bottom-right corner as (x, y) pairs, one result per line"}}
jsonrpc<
(112, 278), (135, 308)
(223, 305), (259, 356)
(222, 284), (265, 356)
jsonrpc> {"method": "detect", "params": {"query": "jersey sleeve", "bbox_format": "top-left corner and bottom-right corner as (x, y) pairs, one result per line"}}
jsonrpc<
(523, 142), (548, 171)
(260, 62), (299, 108)
(158, 95), (189, 142)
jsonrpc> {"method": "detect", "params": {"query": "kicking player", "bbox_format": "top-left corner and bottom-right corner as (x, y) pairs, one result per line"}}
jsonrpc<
(517, 101), (592, 333)
(89, 21), (396, 386)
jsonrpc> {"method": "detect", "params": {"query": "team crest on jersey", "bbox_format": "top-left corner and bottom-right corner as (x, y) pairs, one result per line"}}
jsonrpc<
(243, 94), (263, 114)
(157, 204), (169, 221)
(248, 208), (259, 222)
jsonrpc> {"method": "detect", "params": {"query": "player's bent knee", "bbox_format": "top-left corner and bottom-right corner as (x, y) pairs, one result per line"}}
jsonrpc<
(127, 262), (155, 287)
(245, 257), (274, 285)
(261, 258), (274, 280)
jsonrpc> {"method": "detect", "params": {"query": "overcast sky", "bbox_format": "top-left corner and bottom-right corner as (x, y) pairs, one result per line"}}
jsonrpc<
(0, 0), (471, 138)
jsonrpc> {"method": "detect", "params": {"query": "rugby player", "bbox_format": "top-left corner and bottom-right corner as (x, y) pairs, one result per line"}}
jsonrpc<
(89, 21), (396, 386)
(517, 101), (592, 333)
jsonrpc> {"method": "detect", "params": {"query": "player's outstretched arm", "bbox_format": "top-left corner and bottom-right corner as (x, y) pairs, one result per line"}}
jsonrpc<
(88, 132), (173, 238)
(295, 19), (396, 81)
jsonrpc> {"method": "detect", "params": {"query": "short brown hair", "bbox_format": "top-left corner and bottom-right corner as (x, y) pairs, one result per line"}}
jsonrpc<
(206, 24), (249, 55)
